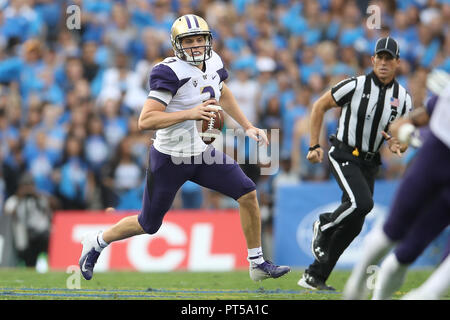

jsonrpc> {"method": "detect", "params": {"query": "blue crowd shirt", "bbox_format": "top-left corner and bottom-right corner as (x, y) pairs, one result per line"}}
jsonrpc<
(58, 157), (89, 201)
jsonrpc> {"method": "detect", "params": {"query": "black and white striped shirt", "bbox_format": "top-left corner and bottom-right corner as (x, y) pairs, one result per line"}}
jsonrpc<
(331, 71), (412, 153)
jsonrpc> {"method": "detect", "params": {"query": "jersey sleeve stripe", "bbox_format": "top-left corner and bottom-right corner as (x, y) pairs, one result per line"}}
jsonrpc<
(217, 67), (228, 83)
(148, 89), (172, 106)
(147, 96), (168, 107)
(331, 79), (356, 107)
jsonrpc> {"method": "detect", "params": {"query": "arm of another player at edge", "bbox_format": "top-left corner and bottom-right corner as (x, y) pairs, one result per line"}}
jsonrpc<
(309, 90), (337, 147)
(390, 106), (430, 137)
(389, 106), (430, 151)
(219, 82), (253, 131)
(390, 100), (429, 153)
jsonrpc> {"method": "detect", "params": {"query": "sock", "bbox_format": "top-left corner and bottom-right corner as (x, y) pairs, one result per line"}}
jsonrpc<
(96, 231), (109, 251)
(372, 253), (408, 300)
(344, 226), (394, 299)
(247, 247), (264, 265)
(404, 254), (450, 300)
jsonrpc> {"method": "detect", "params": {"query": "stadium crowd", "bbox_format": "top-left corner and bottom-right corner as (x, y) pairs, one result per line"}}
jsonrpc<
(0, 0), (448, 227)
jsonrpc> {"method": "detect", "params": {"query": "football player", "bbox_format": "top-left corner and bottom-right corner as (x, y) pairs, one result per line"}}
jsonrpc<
(79, 14), (290, 281)
(343, 69), (450, 300)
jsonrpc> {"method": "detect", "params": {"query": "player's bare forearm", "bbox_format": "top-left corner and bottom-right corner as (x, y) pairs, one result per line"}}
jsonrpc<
(138, 98), (217, 130)
(138, 108), (189, 130)
(409, 106), (430, 127)
(385, 107), (429, 151)
(390, 107), (429, 138)
(220, 83), (253, 130)
(138, 98), (183, 130)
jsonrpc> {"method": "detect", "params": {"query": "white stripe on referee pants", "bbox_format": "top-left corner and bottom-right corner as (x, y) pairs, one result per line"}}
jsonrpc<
(321, 146), (357, 232)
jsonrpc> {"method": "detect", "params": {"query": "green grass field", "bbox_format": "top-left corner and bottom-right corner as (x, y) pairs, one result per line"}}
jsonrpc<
(0, 268), (446, 300)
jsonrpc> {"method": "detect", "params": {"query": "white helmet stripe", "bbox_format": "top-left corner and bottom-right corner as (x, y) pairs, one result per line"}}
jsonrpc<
(191, 15), (200, 28)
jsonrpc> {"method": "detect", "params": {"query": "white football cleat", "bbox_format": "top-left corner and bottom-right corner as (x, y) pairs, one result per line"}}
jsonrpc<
(78, 232), (102, 280)
(249, 261), (290, 281)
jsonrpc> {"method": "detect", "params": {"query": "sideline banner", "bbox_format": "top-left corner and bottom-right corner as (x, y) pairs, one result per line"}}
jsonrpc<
(49, 210), (248, 271)
(274, 181), (448, 268)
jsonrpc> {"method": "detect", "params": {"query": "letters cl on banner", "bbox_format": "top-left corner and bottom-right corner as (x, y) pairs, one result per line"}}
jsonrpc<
(49, 210), (248, 271)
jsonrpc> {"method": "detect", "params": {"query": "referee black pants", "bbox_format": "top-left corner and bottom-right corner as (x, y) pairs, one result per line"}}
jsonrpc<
(307, 144), (379, 282)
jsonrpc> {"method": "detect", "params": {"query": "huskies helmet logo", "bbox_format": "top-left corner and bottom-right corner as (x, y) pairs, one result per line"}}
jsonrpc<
(170, 14), (212, 66)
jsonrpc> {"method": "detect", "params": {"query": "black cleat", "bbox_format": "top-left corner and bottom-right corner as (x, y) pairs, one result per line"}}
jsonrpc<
(298, 272), (336, 291)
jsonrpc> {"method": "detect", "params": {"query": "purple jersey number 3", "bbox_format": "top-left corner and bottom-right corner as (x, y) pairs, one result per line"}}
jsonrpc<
(201, 86), (215, 102)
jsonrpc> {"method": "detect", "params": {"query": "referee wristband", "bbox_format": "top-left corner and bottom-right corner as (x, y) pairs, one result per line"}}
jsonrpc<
(308, 144), (321, 152)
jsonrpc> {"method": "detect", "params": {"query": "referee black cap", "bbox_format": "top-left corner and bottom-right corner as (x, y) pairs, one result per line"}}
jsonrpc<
(375, 37), (400, 59)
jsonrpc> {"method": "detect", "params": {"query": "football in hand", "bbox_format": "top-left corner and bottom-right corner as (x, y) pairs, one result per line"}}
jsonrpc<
(199, 105), (224, 144)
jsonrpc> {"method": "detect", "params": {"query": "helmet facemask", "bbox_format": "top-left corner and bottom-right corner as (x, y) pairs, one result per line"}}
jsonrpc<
(172, 32), (212, 66)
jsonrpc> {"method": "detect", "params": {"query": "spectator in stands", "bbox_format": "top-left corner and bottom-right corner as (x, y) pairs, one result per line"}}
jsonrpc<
(126, 115), (150, 168)
(1, 140), (25, 198)
(255, 56), (278, 115)
(85, 114), (109, 174)
(99, 51), (147, 114)
(84, 113), (113, 208)
(291, 102), (328, 181)
(0, 95), (19, 159)
(260, 95), (282, 131)
(133, 28), (164, 91)
(104, 3), (137, 54)
(2, 0), (43, 42)
(59, 56), (84, 94)
(281, 86), (310, 159)
(99, 95), (128, 149)
(226, 63), (260, 129)
(0, 39), (46, 109)
(53, 134), (94, 210)
(24, 130), (58, 194)
(102, 137), (144, 210)
(81, 41), (101, 83)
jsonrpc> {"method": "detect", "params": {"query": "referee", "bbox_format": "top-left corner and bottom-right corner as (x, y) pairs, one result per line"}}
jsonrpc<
(298, 37), (413, 290)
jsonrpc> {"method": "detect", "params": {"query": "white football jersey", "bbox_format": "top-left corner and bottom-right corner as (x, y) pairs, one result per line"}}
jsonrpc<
(148, 50), (228, 156)
(430, 83), (450, 149)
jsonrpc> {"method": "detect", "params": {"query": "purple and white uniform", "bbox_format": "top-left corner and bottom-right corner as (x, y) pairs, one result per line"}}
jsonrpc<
(148, 51), (228, 157)
(138, 51), (256, 234)
(383, 84), (450, 264)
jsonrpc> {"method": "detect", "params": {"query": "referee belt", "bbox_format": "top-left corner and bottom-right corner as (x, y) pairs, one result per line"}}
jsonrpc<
(329, 135), (379, 162)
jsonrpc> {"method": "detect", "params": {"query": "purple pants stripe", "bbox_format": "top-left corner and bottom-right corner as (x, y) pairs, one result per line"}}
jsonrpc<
(137, 145), (256, 234)
(383, 132), (450, 263)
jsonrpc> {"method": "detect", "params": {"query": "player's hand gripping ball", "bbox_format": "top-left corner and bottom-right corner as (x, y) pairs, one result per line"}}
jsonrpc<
(200, 105), (224, 144)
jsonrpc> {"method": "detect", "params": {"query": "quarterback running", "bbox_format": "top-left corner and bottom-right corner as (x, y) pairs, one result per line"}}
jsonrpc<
(79, 14), (290, 281)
